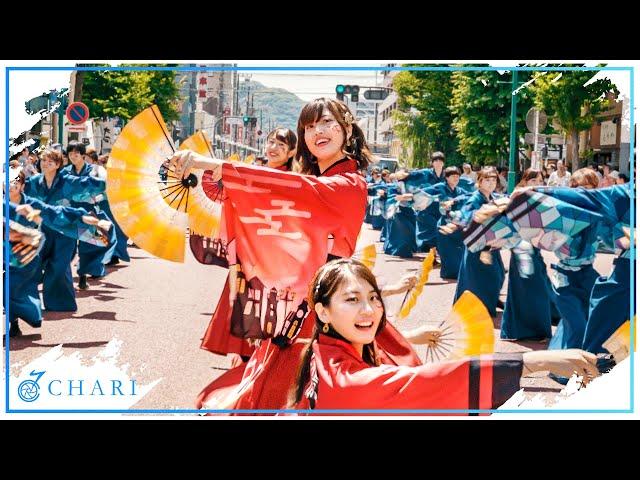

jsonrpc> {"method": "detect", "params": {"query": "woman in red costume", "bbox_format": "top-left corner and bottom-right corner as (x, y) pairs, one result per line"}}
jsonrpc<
(172, 98), (421, 412)
(199, 126), (299, 365)
(291, 258), (600, 413)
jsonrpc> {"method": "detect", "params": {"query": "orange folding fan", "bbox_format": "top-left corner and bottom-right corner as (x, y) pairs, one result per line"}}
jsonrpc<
(106, 106), (221, 262)
(397, 248), (436, 320)
(424, 290), (495, 363)
(353, 244), (377, 270)
(603, 319), (635, 364)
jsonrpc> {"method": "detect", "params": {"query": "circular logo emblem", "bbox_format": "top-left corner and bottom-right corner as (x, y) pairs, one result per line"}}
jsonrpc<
(18, 379), (40, 402)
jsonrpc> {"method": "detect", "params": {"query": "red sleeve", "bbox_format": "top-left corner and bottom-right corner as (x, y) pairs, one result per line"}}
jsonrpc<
(314, 345), (523, 412)
(220, 163), (367, 289)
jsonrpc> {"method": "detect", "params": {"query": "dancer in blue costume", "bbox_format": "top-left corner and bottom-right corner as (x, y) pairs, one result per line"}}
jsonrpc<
(418, 166), (468, 280)
(499, 169), (555, 341)
(62, 142), (117, 289)
(365, 166), (386, 230)
(461, 169), (617, 355)
(447, 167), (506, 317)
(399, 152), (446, 252)
(5, 167), (111, 336)
(23, 148), (107, 312)
(382, 175), (417, 258)
(524, 182), (633, 354)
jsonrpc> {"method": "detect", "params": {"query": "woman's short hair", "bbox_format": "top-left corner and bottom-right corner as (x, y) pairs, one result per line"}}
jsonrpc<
(444, 166), (460, 178)
(570, 168), (600, 189)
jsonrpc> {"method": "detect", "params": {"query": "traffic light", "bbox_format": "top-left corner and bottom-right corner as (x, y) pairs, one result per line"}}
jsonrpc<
(243, 116), (257, 127)
(335, 84), (359, 102)
(350, 85), (359, 102)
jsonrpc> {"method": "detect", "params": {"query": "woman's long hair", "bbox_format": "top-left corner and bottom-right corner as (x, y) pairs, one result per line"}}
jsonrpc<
(290, 258), (386, 407)
(296, 98), (374, 176)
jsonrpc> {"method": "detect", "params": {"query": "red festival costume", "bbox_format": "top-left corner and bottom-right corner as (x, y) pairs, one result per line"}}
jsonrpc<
(296, 335), (524, 413)
(196, 159), (422, 412)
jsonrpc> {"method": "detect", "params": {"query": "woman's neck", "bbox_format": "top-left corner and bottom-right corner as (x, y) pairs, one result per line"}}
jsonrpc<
(73, 161), (85, 174)
(268, 158), (288, 169)
(318, 152), (346, 174)
(44, 170), (56, 187)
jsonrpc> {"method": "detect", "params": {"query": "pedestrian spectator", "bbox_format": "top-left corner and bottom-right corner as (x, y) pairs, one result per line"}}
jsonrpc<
(17, 148), (30, 166)
(547, 160), (571, 187)
(24, 152), (40, 178)
(461, 163), (477, 183)
(616, 173), (628, 184)
(590, 162), (603, 183)
(599, 163), (616, 187)
(85, 146), (107, 180)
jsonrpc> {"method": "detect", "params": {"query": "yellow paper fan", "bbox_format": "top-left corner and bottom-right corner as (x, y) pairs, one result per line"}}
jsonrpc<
(244, 154), (255, 164)
(396, 248), (436, 320)
(424, 290), (495, 363)
(106, 105), (188, 262)
(227, 153), (240, 162)
(175, 131), (223, 238)
(353, 244), (377, 270)
(603, 318), (636, 364)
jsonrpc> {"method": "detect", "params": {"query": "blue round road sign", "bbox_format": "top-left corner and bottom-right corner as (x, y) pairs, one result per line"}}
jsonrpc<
(66, 102), (90, 124)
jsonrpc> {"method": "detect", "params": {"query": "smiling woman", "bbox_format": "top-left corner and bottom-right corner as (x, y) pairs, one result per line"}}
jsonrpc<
(289, 258), (600, 413)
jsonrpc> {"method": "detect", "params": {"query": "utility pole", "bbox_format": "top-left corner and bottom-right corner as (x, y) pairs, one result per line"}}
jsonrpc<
(189, 67), (197, 136)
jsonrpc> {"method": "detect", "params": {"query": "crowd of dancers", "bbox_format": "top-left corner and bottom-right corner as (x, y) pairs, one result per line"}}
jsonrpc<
(5, 96), (632, 413)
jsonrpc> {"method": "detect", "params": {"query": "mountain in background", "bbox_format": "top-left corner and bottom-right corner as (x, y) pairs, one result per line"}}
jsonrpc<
(243, 80), (305, 133)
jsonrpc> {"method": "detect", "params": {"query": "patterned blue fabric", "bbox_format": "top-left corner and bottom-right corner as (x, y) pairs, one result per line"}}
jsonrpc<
(23, 171), (106, 311)
(62, 163), (117, 276)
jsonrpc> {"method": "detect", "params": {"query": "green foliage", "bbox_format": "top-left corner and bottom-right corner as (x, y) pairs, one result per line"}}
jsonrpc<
(450, 70), (534, 166)
(393, 68), (462, 169)
(81, 66), (180, 122)
(531, 69), (616, 133)
(529, 67), (617, 169)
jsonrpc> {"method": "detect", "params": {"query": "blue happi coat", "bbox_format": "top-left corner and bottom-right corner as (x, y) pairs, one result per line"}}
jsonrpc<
(420, 181), (468, 279)
(6, 196), (91, 326)
(62, 163), (117, 276)
(453, 190), (506, 317)
(404, 168), (445, 252)
(24, 170), (106, 311)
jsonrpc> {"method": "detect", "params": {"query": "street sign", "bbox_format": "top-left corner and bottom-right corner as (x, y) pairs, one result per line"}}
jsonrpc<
(226, 117), (243, 126)
(524, 133), (564, 145)
(525, 108), (547, 133)
(363, 89), (390, 102)
(525, 133), (545, 144)
(68, 124), (87, 132)
(66, 102), (90, 125)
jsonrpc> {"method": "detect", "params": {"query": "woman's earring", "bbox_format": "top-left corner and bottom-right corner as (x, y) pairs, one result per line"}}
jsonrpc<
(322, 323), (330, 334)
